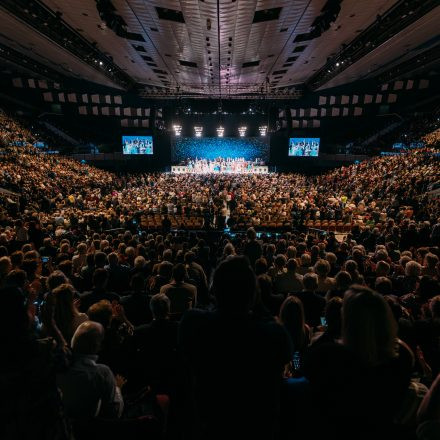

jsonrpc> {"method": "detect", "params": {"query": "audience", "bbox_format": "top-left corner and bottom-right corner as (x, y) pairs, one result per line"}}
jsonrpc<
(0, 112), (439, 438)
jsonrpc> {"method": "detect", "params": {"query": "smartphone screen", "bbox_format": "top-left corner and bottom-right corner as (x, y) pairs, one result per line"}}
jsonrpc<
(320, 316), (327, 326)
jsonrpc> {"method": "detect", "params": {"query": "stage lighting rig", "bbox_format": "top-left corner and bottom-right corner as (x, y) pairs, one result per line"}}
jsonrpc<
(238, 126), (247, 137)
(259, 126), (267, 136)
(173, 124), (182, 136)
(216, 126), (225, 137)
(194, 126), (203, 137)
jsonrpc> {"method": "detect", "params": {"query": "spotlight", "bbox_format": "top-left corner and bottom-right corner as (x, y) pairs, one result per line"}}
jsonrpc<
(259, 125), (267, 136)
(194, 126), (203, 137)
(336, 62), (340, 67)
(216, 126), (224, 137)
(238, 126), (247, 137)
(173, 124), (182, 136)
(99, 61), (103, 66)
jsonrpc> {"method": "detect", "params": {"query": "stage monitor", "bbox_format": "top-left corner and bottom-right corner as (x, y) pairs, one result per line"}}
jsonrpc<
(288, 138), (320, 157)
(122, 135), (153, 155)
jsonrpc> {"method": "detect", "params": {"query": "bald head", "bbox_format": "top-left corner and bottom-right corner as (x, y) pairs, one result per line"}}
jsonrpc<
(71, 321), (104, 355)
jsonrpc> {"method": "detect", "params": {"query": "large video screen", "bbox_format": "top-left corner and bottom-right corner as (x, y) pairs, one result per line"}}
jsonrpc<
(172, 137), (269, 162)
(288, 138), (320, 157)
(122, 135), (153, 155)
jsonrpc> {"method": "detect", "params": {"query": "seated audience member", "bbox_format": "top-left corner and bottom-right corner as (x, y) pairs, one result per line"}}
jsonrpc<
(294, 273), (326, 328)
(160, 263), (196, 317)
(423, 253), (439, 278)
(184, 251), (209, 305)
(375, 276), (393, 296)
(314, 259), (336, 293)
(415, 295), (440, 378)
(72, 242), (88, 275)
(49, 283), (88, 342)
(344, 259), (365, 285)
(132, 294), (179, 391)
(120, 273), (152, 326)
(80, 268), (120, 313)
(105, 252), (130, 294)
(57, 321), (124, 420)
(149, 261), (173, 295)
(243, 227), (262, 268)
(87, 300), (133, 376)
(297, 253), (312, 276)
(2, 287), (71, 439)
(326, 270), (352, 300)
(304, 285), (414, 439)
(417, 373), (440, 440)
(257, 274), (284, 317)
(274, 258), (303, 295)
(279, 296), (310, 374)
(311, 296), (343, 346)
(179, 256), (291, 440)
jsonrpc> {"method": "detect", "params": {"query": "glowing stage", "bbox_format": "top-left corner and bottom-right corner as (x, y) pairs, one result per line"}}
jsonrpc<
(171, 164), (269, 174)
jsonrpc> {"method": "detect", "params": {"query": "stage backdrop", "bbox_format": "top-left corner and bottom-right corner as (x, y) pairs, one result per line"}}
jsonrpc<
(172, 137), (270, 163)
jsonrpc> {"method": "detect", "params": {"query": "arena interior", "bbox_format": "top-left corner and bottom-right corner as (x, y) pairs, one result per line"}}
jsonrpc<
(1, 1), (440, 439)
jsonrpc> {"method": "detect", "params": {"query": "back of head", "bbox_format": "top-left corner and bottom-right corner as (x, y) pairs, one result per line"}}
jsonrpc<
(405, 260), (421, 277)
(184, 251), (196, 264)
(172, 263), (187, 283)
(52, 283), (76, 340)
(300, 253), (311, 266)
(375, 276), (393, 296)
(159, 261), (173, 279)
(92, 268), (108, 289)
(94, 251), (107, 268)
(314, 259), (330, 277)
(213, 256), (256, 313)
(343, 285), (397, 366)
(87, 300), (112, 328)
(275, 254), (287, 270)
(107, 252), (118, 266)
(335, 270), (352, 290)
(280, 296), (305, 330)
(71, 321), (104, 355)
(246, 227), (256, 241)
(254, 257), (268, 276)
(47, 270), (68, 291)
(150, 293), (170, 319)
(4, 269), (27, 289)
(285, 255), (298, 272)
(303, 272), (318, 292)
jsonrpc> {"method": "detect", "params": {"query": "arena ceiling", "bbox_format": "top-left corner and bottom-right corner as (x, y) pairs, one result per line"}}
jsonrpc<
(0, 1), (439, 98)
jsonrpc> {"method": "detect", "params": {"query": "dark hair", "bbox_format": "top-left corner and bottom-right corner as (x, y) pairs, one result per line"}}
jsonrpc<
(213, 256), (256, 313)
(92, 268), (108, 288)
(172, 263), (187, 283)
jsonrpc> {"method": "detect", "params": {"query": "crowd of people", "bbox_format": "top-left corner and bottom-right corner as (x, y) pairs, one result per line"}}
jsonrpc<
(1, 111), (440, 439)
(177, 157), (266, 174)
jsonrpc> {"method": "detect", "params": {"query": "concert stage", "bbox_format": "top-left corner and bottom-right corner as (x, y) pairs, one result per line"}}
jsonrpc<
(171, 165), (269, 174)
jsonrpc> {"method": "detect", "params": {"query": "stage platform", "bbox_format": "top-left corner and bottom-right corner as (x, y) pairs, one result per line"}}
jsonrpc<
(171, 165), (269, 174)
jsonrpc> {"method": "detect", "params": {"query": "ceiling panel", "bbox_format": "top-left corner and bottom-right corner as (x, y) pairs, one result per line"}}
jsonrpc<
(0, 0), (436, 96)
